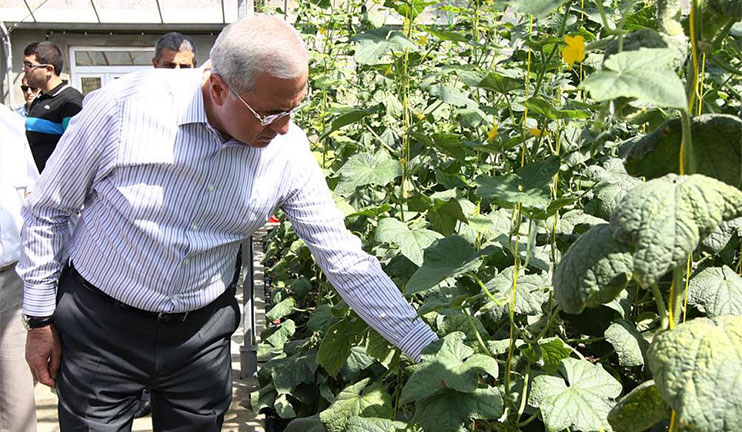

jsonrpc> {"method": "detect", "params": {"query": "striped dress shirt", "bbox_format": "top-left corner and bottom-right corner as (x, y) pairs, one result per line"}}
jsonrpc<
(18, 68), (437, 360)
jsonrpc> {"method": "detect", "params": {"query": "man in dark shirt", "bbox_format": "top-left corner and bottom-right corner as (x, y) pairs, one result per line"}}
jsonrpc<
(23, 41), (83, 173)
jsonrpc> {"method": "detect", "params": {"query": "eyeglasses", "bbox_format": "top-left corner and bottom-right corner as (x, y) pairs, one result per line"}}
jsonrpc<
(227, 84), (307, 127)
(22, 61), (50, 70)
(21, 85), (38, 92)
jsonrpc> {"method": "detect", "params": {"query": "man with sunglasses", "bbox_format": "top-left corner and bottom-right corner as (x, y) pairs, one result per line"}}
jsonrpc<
(22, 41), (83, 173)
(14, 77), (40, 118)
(19, 15), (437, 431)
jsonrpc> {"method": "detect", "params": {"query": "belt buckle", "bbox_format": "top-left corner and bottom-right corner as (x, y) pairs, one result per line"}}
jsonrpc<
(157, 311), (189, 323)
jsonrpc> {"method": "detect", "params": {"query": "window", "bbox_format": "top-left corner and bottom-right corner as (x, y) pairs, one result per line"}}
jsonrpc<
(70, 47), (154, 95)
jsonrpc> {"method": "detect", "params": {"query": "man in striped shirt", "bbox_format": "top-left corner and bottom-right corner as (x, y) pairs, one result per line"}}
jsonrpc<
(22, 41), (83, 173)
(19, 15), (437, 431)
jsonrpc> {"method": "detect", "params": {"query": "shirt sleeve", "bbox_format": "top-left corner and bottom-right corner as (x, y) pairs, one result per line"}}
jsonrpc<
(280, 137), (438, 361)
(61, 89), (84, 131)
(18, 88), (119, 316)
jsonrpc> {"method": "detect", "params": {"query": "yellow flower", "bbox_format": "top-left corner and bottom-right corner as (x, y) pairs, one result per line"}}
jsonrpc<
(384, 65), (394, 76)
(416, 112), (425, 121)
(562, 34), (586, 67)
(318, 27), (327, 36)
(418, 35), (428, 46)
(487, 122), (498, 142)
(529, 128), (547, 137)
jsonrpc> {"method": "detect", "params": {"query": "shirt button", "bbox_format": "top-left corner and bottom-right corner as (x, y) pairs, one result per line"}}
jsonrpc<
(183, 258), (190, 265)
(207, 185), (215, 191)
(192, 224), (199, 231)
(172, 293), (181, 300)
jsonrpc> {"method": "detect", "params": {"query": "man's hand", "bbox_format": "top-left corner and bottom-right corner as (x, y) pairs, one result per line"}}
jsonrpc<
(26, 325), (61, 387)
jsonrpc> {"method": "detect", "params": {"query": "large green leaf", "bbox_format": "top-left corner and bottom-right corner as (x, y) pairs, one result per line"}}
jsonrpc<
(625, 114), (742, 189)
(610, 174), (742, 286)
(347, 417), (406, 432)
(317, 318), (368, 377)
(475, 158), (560, 213)
(400, 332), (498, 404)
(414, 387), (503, 432)
(554, 224), (634, 314)
(383, 0), (432, 20)
(428, 198), (468, 236)
(648, 316), (742, 432)
(529, 358), (623, 432)
(265, 297), (295, 322)
(264, 319), (297, 348)
(510, 0), (572, 18)
(321, 106), (379, 140)
(335, 152), (403, 196)
(429, 85), (478, 108)
(525, 97), (591, 120)
(375, 218), (443, 266)
(405, 236), (485, 294)
(271, 350), (319, 394)
(522, 337), (572, 373)
(476, 71), (521, 94)
(319, 378), (394, 432)
(608, 380), (670, 432)
(352, 27), (416, 65)
(688, 266), (742, 318)
(284, 415), (325, 432)
(604, 320), (649, 367)
(484, 267), (551, 315)
(581, 48), (687, 108)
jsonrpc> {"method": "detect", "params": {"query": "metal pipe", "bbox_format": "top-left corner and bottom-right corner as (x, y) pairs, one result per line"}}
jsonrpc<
(0, 21), (14, 108)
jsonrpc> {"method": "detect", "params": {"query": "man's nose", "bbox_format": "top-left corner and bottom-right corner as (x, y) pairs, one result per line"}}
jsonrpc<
(269, 117), (291, 135)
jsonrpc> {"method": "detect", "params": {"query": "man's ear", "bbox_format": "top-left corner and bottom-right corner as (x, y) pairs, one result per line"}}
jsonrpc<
(208, 74), (229, 106)
(152, 57), (158, 67)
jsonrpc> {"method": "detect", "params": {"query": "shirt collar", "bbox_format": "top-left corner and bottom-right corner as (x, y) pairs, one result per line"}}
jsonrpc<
(177, 68), (210, 126)
(46, 81), (70, 97)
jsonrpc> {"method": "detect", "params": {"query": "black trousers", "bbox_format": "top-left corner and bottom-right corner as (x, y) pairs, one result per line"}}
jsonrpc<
(53, 267), (240, 432)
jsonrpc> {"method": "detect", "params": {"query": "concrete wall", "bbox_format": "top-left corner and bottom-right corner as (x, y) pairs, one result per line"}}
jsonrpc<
(1, 29), (219, 107)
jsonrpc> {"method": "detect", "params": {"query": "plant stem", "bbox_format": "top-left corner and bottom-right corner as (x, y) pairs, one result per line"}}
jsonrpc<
(668, 265), (685, 329)
(679, 109), (694, 175)
(651, 283), (668, 330)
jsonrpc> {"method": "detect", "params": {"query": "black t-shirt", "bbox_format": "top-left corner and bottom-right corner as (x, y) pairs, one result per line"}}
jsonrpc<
(26, 81), (83, 173)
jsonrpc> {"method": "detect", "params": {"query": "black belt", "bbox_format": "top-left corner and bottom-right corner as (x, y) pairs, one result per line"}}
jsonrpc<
(69, 263), (196, 323)
(0, 262), (17, 273)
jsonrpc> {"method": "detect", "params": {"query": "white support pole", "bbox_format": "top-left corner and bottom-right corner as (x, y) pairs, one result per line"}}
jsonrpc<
(0, 21), (14, 108)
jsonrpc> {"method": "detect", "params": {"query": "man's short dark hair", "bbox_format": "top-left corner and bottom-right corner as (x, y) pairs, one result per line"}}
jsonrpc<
(154, 32), (196, 61)
(23, 41), (64, 75)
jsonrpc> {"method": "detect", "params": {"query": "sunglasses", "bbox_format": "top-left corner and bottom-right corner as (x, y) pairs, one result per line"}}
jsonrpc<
(21, 85), (38, 92)
(22, 61), (50, 70)
(227, 83), (308, 127)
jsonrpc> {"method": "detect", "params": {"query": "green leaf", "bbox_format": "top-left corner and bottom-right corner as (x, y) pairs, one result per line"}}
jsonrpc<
(335, 152), (403, 196)
(522, 337), (572, 374)
(352, 27), (416, 65)
(376, 218), (443, 266)
(274, 393), (297, 418)
(264, 319), (297, 348)
(250, 383), (276, 413)
(400, 332), (498, 404)
(307, 304), (337, 333)
(366, 329), (396, 368)
(604, 320), (649, 367)
(648, 316), (742, 432)
(266, 297), (295, 322)
(414, 387), (503, 432)
(476, 71), (521, 94)
(430, 132), (466, 159)
(510, 0), (572, 18)
(428, 198), (468, 236)
(430, 85), (478, 108)
(554, 224), (634, 314)
(529, 358), (622, 432)
(608, 380), (670, 432)
(321, 106), (379, 139)
(347, 417), (406, 432)
(319, 378), (393, 432)
(610, 174), (742, 287)
(271, 351), (319, 394)
(405, 236), (484, 294)
(525, 97), (591, 120)
(484, 267), (551, 315)
(581, 48), (687, 108)
(688, 265), (742, 318)
(284, 415), (325, 432)
(625, 114), (742, 189)
(317, 317), (368, 377)
(475, 158), (560, 213)
(383, 0), (432, 20)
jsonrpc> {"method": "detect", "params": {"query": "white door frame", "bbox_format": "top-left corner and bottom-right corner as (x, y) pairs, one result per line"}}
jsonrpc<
(69, 46), (154, 92)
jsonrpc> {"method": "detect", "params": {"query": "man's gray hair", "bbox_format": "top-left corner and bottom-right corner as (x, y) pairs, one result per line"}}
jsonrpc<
(154, 32), (196, 60)
(210, 15), (309, 94)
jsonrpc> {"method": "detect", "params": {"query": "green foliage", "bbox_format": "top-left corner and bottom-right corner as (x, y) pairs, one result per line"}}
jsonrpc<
(688, 266), (742, 317)
(319, 378), (394, 432)
(608, 380), (671, 432)
(648, 316), (742, 432)
(529, 358), (623, 432)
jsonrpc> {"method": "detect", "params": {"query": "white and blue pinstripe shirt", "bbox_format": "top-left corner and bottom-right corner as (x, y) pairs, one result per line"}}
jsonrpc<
(18, 68), (437, 360)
